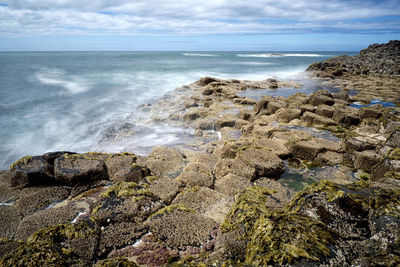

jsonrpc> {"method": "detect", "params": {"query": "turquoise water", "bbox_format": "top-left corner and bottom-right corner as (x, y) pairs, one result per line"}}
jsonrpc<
(0, 51), (355, 169)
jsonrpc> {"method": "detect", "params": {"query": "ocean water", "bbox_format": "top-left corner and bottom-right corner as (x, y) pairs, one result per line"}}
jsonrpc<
(0, 51), (355, 169)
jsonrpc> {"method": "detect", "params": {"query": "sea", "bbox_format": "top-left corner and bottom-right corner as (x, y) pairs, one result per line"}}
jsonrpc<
(0, 51), (356, 169)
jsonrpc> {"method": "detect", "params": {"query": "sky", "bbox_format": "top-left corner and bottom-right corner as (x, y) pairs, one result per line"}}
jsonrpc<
(0, 0), (399, 51)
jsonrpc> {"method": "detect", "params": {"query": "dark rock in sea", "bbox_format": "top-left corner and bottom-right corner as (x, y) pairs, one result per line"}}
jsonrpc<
(307, 40), (400, 76)
(198, 76), (220, 86)
(9, 156), (53, 188)
(54, 154), (108, 185)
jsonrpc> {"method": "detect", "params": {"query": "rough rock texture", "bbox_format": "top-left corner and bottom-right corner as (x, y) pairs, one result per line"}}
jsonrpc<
(54, 154), (108, 185)
(146, 211), (217, 250)
(1, 41), (400, 266)
(307, 40), (400, 103)
(308, 40), (400, 76)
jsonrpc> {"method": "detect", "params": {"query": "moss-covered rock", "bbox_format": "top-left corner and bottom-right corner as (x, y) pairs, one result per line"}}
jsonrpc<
(9, 155), (53, 188)
(54, 153), (108, 185)
(246, 211), (333, 265)
(95, 257), (139, 267)
(1, 221), (97, 266)
(220, 186), (273, 234)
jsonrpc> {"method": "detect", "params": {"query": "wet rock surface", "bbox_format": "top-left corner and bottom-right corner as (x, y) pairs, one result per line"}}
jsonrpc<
(1, 41), (400, 266)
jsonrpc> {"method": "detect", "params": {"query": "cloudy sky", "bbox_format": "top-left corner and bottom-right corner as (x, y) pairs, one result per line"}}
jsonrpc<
(0, 0), (399, 51)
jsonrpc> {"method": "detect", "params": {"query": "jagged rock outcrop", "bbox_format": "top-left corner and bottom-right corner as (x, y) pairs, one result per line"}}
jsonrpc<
(307, 40), (400, 76)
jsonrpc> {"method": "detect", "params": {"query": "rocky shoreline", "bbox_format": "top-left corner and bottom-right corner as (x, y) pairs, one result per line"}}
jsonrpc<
(1, 41), (400, 266)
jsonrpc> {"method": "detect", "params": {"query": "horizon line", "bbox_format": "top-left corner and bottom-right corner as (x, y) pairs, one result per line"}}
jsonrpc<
(0, 50), (359, 52)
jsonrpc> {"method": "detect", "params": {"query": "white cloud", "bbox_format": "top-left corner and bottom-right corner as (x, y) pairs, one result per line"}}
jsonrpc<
(0, 0), (399, 36)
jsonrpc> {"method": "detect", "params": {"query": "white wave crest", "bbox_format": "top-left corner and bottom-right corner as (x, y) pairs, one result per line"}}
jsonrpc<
(35, 69), (90, 94)
(237, 53), (326, 58)
(183, 53), (217, 57)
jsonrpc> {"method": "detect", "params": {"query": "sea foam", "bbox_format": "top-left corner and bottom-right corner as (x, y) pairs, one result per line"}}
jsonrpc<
(35, 69), (90, 94)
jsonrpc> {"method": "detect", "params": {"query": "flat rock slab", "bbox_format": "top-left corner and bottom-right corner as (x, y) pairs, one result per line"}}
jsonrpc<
(214, 158), (256, 180)
(177, 171), (214, 188)
(15, 203), (81, 240)
(9, 156), (53, 188)
(146, 211), (217, 250)
(253, 178), (295, 208)
(15, 186), (71, 216)
(214, 174), (252, 196)
(97, 222), (147, 257)
(171, 186), (233, 223)
(54, 154), (108, 185)
(146, 146), (188, 178)
(236, 147), (285, 179)
(105, 154), (137, 179)
(289, 138), (342, 160)
(0, 206), (22, 239)
(148, 178), (183, 203)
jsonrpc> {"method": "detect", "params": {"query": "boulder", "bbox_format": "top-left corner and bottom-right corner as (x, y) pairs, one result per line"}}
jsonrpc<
(276, 108), (302, 123)
(54, 154), (108, 185)
(15, 204), (82, 240)
(94, 192), (162, 225)
(302, 111), (336, 126)
(236, 147), (285, 180)
(359, 106), (382, 120)
(289, 138), (341, 160)
(146, 211), (217, 250)
(172, 187), (231, 218)
(214, 174), (251, 196)
(15, 186), (71, 216)
(146, 146), (188, 178)
(316, 105), (335, 117)
(148, 178), (183, 203)
(267, 101), (284, 114)
(239, 109), (252, 120)
(253, 178), (295, 208)
(299, 104), (316, 113)
(386, 130), (400, 148)
(199, 76), (220, 86)
(9, 156), (53, 188)
(315, 151), (344, 166)
(105, 153), (137, 179)
(254, 98), (270, 114)
(333, 107), (360, 127)
(97, 222), (147, 257)
(354, 150), (383, 172)
(111, 164), (150, 183)
(177, 171), (214, 188)
(308, 93), (334, 106)
(215, 116), (237, 130)
(214, 158), (256, 180)
(344, 137), (377, 153)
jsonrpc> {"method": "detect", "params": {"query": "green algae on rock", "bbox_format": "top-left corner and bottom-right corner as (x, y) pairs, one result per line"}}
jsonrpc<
(149, 204), (195, 219)
(220, 186), (274, 234)
(101, 181), (153, 199)
(1, 221), (96, 266)
(246, 211), (333, 265)
(95, 257), (139, 267)
(9, 156), (33, 170)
